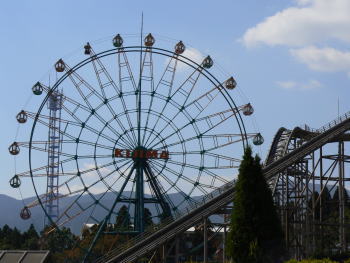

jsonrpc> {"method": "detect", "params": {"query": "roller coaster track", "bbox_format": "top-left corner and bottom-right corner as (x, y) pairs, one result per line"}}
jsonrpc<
(96, 113), (350, 263)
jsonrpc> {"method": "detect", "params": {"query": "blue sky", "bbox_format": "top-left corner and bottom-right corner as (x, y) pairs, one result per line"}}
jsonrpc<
(1, 0), (350, 198)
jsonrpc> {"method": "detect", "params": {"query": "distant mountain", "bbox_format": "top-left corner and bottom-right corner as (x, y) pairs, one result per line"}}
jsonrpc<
(1, 185), (348, 235)
(0, 192), (205, 234)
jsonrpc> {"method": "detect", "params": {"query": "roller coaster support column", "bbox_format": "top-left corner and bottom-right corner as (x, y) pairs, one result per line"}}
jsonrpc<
(222, 225), (226, 263)
(175, 236), (180, 263)
(204, 217), (208, 263)
(339, 141), (346, 252)
(223, 225), (227, 263)
(162, 244), (166, 263)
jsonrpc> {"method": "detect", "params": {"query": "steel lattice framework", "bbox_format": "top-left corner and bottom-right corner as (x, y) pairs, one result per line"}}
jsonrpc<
(8, 32), (350, 263)
(95, 111), (350, 263)
(268, 113), (350, 259)
(9, 33), (263, 261)
(45, 91), (63, 223)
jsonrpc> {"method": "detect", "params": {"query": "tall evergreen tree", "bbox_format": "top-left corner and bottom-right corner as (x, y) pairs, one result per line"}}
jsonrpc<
(144, 208), (153, 228)
(227, 147), (284, 263)
(333, 186), (350, 210)
(115, 205), (131, 230)
(23, 224), (39, 249)
(320, 186), (332, 219)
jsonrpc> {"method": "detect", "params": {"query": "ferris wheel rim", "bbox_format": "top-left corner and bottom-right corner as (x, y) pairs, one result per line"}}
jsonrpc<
(25, 44), (249, 234)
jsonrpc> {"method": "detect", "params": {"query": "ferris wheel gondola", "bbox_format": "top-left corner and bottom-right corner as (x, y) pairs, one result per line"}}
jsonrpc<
(9, 33), (263, 259)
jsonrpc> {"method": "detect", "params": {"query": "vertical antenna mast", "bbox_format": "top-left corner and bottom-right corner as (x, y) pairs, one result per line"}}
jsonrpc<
(135, 13), (145, 233)
(137, 12), (143, 146)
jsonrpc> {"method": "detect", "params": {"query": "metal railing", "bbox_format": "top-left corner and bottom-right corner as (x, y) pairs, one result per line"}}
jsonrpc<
(303, 111), (350, 133)
(97, 110), (350, 263)
(96, 180), (235, 262)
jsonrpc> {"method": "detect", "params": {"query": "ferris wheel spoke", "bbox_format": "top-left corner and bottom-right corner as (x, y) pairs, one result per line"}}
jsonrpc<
(144, 163), (174, 216)
(147, 161), (198, 206)
(89, 47), (120, 98)
(118, 47), (142, 147)
(182, 85), (222, 119)
(95, 158), (135, 192)
(40, 83), (90, 113)
(142, 104), (188, 149)
(117, 48), (138, 92)
(60, 103), (133, 149)
(29, 103), (130, 148)
(18, 142), (75, 158)
(169, 66), (203, 107)
(41, 89), (128, 144)
(52, 195), (99, 232)
(18, 124), (115, 152)
(47, 159), (133, 230)
(62, 95), (136, 150)
(16, 157), (75, 177)
(148, 107), (240, 150)
(62, 63), (137, 147)
(151, 159), (224, 196)
(148, 160), (195, 189)
(172, 151), (240, 166)
(115, 49), (141, 145)
(140, 50), (157, 145)
(141, 54), (179, 146)
(154, 133), (246, 152)
(18, 142), (112, 159)
(143, 65), (202, 146)
(160, 155), (239, 170)
(88, 47), (138, 146)
(20, 158), (127, 211)
(54, 160), (135, 229)
(154, 55), (179, 96)
(15, 41), (249, 249)
(64, 63), (105, 103)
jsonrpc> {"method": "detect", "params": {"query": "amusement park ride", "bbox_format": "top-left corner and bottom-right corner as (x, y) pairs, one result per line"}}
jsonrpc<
(8, 31), (350, 262)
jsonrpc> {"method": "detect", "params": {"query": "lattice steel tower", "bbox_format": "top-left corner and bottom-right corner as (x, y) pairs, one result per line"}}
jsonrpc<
(45, 91), (63, 224)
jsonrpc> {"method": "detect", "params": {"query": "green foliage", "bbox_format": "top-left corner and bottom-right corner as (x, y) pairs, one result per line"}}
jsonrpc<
(0, 224), (39, 250)
(40, 226), (76, 253)
(227, 147), (284, 263)
(115, 205), (132, 230)
(284, 259), (337, 263)
(144, 207), (153, 227)
(306, 185), (350, 256)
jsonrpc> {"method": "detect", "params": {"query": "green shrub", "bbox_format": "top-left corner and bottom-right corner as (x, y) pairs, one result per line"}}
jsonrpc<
(284, 259), (337, 263)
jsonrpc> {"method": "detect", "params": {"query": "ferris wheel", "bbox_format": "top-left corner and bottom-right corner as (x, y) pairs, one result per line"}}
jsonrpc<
(9, 33), (263, 249)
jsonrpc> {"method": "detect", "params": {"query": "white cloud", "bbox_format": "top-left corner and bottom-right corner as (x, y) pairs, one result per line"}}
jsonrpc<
(301, 79), (322, 89)
(276, 79), (322, 90)
(295, 0), (313, 6)
(182, 47), (204, 64)
(276, 81), (297, 89)
(173, 47), (204, 71)
(241, 0), (350, 47)
(290, 46), (350, 72)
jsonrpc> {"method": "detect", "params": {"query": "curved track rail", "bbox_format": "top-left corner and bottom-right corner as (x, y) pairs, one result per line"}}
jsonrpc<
(96, 114), (350, 263)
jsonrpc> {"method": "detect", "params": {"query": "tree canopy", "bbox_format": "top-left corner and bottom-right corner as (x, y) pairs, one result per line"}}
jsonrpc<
(227, 146), (284, 263)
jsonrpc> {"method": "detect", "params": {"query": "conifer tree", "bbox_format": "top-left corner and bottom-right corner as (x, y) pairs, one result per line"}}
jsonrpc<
(23, 224), (39, 249)
(144, 208), (153, 228)
(115, 205), (131, 230)
(227, 147), (284, 263)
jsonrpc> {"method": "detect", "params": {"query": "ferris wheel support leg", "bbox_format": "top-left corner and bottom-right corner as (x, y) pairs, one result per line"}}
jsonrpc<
(175, 236), (180, 263)
(135, 163), (145, 233)
(82, 164), (136, 262)
(162, 243), (166, 263)
(144, 163), (172, 218)
(204, 217), (208, 263)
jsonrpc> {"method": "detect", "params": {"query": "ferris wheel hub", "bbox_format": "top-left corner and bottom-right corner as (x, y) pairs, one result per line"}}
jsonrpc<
(113, 147), (169, 160)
